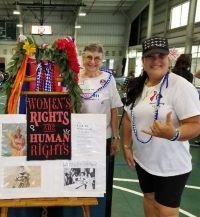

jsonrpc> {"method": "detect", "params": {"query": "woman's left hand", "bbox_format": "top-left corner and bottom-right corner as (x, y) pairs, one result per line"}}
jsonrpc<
(142, 112), (176, 140)
(111, 139), (120, 155)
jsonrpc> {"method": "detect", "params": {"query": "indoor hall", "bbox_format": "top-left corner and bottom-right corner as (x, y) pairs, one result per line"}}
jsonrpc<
(0, 0), (200, 217)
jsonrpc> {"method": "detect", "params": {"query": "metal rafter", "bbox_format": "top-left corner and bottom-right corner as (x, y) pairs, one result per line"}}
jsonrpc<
(13, 0), (85, 25)
(2, 0), (11, 17)
(113, 0), (126, 15)
(86, 0), (96, 14)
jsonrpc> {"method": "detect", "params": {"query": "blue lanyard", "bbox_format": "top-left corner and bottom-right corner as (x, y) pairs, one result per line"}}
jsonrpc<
(154, 73), (169, 120)
(81, 69), (112, 100)
(131, 73), (169, 144)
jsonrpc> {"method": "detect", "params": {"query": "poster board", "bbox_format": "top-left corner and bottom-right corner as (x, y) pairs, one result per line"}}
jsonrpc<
(26, 95), (71, 161)
(0, 114), (106, 199)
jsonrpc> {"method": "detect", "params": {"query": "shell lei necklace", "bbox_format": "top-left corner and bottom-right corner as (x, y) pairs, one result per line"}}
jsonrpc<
(82, 68), (112, 100)
(131, 73), (169, 144)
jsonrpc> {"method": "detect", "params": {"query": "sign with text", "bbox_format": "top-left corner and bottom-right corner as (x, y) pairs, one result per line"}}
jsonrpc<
(26, 95), (71, 160)
(0, 114), (106, 199)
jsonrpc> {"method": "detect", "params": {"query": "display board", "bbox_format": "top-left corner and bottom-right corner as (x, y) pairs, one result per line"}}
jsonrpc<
(0, 114), (106, 199)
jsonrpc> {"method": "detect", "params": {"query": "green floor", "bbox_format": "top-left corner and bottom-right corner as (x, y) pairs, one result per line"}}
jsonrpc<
(112, 146), (200, 217)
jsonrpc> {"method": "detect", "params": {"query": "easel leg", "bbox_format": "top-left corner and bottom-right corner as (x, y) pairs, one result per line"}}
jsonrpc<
(82, 205), (90, 217)
(1, 207), (8, 217)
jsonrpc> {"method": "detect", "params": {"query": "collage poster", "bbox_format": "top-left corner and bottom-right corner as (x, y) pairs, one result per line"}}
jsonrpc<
(0, 114), (106, 199)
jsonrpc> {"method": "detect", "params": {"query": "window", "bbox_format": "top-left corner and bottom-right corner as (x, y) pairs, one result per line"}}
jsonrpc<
(191, 45), (200, 87)
(112, 51), (115, 57)
(0, 20), (16, 40)
(170, 1), (189, 29)
(195, 0), (200, 22)
(105, 51), (109, 56)
(109, 59), (114, 70)
(192, 45), (200, 58)
(135, 52), (143, 77)
(119, 50), (122, 56)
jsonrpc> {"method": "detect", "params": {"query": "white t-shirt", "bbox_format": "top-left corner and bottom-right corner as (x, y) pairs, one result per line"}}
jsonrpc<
(125, 73), (200, 176)
(79, 71), (123, 138)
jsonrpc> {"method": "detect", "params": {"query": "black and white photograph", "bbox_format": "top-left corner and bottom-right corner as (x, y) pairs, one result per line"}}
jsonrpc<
(64, 167), (95, 190)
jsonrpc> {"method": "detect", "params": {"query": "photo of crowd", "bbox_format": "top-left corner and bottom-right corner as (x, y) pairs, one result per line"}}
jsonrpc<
(64, 167), (95, 190)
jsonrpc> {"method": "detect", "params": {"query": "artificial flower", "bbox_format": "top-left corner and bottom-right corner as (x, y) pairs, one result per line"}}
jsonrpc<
(18, 34), (27, 43)
(55, 39), (68, 51)
(23, 41), (36, 55)
(55, 37), (80, 82)
(65, 37), (80, 75)
(41, 43), (49, 49)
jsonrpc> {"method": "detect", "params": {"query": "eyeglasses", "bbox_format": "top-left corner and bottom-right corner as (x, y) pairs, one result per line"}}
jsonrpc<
(84, 55), (102, 63)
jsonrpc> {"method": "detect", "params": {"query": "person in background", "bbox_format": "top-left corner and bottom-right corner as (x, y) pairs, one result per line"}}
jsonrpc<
(122, 36), (200, 217)
(79, 43), (123, 217)
(193, 69), (200, 146)
(172, 54), (193, 83)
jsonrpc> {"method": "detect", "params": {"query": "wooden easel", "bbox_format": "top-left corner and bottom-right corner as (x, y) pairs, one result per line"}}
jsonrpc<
(0, 197), (98, 217)
(0, 76), (98, 217)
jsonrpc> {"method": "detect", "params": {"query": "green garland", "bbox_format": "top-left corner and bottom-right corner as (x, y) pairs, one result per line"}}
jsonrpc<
(3, 36), (82, 113)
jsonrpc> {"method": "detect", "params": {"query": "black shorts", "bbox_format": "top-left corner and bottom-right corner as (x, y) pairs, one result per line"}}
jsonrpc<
(135, 162), (190, 208)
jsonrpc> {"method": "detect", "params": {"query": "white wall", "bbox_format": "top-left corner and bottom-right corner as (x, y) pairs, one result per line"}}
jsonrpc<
(0, 42), (16, 66)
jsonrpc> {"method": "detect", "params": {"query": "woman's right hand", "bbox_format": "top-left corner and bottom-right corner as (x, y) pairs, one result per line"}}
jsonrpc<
(122, 111), (135, 169)
(123, 148), (135, 168)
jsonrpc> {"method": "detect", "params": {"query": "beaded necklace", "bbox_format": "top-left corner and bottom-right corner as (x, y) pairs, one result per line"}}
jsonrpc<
(44, 61), (52, 92)
(35, 62), (42, 91)
(35, 61), (53, 91)
(81, 68), (112, 100)
(131, 73), (169, 144)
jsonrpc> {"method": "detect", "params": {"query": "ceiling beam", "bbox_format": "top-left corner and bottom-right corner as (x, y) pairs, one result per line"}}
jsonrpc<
(14, 2), (86, 7)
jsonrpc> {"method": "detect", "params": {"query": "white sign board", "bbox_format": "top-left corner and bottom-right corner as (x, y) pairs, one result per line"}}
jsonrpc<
(0, 114), (106, 199)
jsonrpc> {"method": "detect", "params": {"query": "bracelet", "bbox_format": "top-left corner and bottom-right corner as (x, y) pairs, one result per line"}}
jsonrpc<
(123, 145), (131, 149)
(112, 136), (120, 140)
(170, 129), (180, 141)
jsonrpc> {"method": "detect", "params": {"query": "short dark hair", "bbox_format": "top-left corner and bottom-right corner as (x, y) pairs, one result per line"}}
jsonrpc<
(83, 43), (104, 54)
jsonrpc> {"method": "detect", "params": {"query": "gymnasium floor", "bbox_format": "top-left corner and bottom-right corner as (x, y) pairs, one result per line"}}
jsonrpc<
(112, 141), (200, 217)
